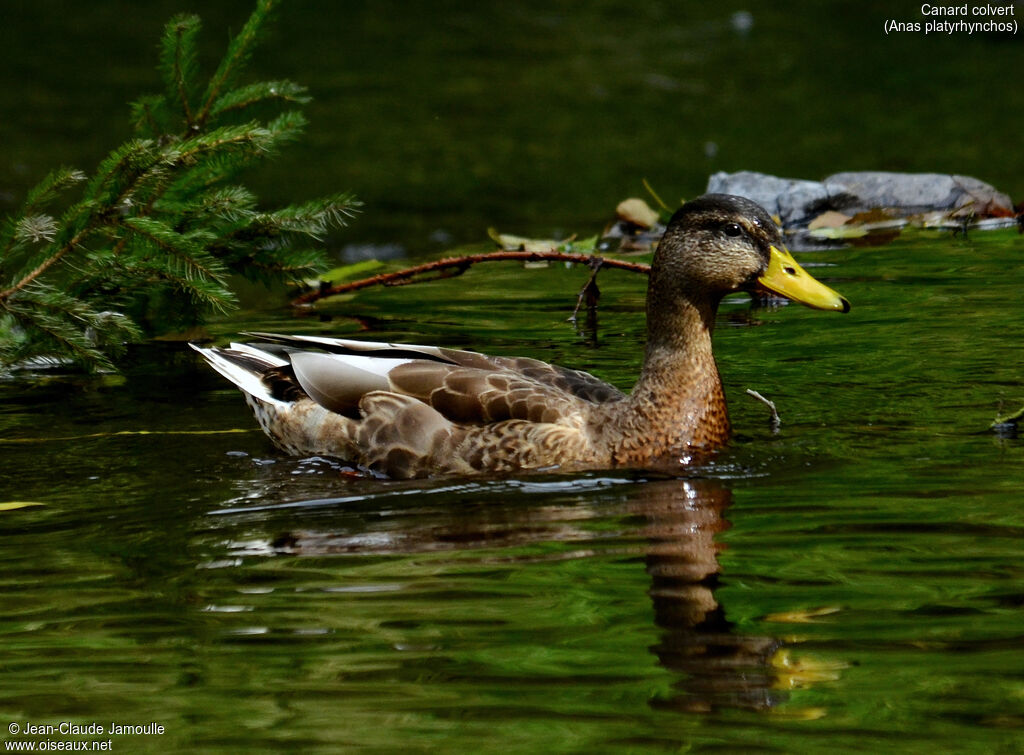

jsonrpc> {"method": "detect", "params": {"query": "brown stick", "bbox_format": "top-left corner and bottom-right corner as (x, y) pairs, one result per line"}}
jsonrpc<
(568, 257), (604, 324)
(290, 250), (651, 306)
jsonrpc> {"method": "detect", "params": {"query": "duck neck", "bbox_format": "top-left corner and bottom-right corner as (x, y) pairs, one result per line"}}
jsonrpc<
(613, 288), (731, 464)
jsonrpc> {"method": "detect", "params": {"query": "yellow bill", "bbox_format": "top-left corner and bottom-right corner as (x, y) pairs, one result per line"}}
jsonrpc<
(758, 245), (850, 312)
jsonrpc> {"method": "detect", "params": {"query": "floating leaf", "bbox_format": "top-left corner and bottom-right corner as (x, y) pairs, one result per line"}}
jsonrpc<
(0, 501), (46, 511)
(487, 228), (564, 253)
(991, 404), (1024, 437)
(807, 210), (852, 230)
(771, 648), (849, 689)
(563, 234), (599, 254)
(806, 225), (869, 240)
(317, 259), (385, 286)
(768, 707), (829, 720)
(762, 605), (841, 623)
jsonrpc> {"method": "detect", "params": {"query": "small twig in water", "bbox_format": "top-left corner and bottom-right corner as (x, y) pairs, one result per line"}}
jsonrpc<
(568, 257), (604, 325)
(990, 402), (1024, 438)
(746, 389), (781, 433)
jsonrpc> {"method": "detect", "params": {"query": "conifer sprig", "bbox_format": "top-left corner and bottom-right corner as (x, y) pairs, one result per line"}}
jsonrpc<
(197, 0), (280, 129)
(0, 1), (359, 371)
(160, 13), (202, 125)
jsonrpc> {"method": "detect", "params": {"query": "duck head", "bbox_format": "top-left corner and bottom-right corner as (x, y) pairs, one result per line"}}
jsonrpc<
(653, 193), (850, 314)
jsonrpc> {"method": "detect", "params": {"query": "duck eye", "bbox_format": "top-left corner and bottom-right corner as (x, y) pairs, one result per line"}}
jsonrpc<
(723, 222), (742, 237)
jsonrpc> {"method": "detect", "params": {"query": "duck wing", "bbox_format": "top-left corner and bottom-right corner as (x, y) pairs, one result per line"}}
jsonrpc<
(286, 350), (609, 426)
(245, 333), (626, 417)
(483, 354), (626, 404)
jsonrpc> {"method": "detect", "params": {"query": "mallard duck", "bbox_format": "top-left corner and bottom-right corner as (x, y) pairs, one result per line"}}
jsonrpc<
(192, 194), (849, 478)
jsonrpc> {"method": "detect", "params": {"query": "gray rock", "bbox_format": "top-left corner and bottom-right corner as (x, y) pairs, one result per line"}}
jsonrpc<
(706, 171), (841, 226)
(824, 171), (1013, 217)
(706, 170), (1014, 228)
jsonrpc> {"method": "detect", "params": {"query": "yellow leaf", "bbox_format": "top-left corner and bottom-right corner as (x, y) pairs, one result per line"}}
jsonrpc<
(317, 259), (385, 285)
(771, 649), (848, 689)
(807, 225), (869, 240)
(769, 707), (829, 721)
(807, 210), (852, 230)
(762, 605), (841, 623)
(0, 501), (46, 511)
(487, 228), (563, 252)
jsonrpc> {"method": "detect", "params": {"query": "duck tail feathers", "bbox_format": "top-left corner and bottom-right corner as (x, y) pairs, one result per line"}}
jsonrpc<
(190, 343), (289, 406)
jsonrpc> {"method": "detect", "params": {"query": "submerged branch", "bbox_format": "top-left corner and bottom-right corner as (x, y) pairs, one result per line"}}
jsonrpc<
(569, 257), (604, 325)
(745, 389), (781, 433)
(291, 250), (650, 306)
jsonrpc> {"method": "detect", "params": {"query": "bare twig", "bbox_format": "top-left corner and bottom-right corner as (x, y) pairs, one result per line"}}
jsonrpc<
(568, 257), (604, 325)
(745, 389), (781, 433)
(290, 250), (650, 307)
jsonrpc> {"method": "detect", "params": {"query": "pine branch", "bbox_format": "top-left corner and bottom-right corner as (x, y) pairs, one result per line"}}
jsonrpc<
(166, 123), (275, 166)
(1, 285), (142, 370)
(197, 0), (280, 128)
(133, 124), (276, 209)
(8, 308), (112, 370)
(264, 110), (308, 147)
(0, 1), (359, 371)
(82, 139), (159, 205)
(159, 13), (202, 128)
(0, 226), (95, 304)
(114, 254), (237, 313)
(130, 95), (172, 138)
(250, 193), (361, 240)
(121, 216), (228, 284)
(175, 185), (259, 226)
(210, 80), (310, 119)
(0, 168), (85, 256)
(248, 247), (326, 274)
(120, 125), (277, 220)
(159, 153), (254, 199)
(22, 167), (88, 215)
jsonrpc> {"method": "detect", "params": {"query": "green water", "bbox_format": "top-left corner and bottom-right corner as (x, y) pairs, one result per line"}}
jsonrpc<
(1, 1), (1022, 248)
(2, 1), (1024, 752)
(2, 230), (1023, 753)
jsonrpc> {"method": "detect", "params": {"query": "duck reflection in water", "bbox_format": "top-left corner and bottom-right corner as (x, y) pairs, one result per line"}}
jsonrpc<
(249, 475), (835, 714)
(633, 478), (786, 713)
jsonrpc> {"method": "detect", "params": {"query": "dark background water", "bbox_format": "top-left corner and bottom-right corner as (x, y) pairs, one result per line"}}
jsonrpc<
(1, 1), (1021, 250)
(2, 2), (1023, 753)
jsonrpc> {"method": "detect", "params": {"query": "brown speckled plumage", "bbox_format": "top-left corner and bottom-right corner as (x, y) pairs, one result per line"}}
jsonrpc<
(193, 194), (849, 478)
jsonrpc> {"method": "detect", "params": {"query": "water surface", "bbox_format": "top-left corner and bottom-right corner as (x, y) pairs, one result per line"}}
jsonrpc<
(1, 1), (1021, 248)
(2, 229), (1023, 752)
(2, 1), (1023, 751)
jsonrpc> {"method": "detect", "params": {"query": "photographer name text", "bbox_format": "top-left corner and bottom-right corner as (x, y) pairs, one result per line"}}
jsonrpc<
(9, 722), (164, 737)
